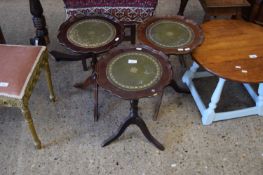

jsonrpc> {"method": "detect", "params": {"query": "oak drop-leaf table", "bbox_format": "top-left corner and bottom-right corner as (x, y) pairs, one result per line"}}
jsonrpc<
(182, 20), (263, 125)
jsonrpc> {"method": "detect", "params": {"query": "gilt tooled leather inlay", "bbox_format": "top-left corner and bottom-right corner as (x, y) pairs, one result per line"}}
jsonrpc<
(146, 20), (194, 48)
(67, 19), (116, 48)
(0, 45), (43, 98)
(106, 51), (162, 91)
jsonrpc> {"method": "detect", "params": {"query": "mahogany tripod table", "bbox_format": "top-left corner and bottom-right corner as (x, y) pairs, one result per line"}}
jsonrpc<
(137, 16), (204, 120)
(95, 45), (172, 150)
(55, 15), (124, 93)
(183, 19), (263, 124)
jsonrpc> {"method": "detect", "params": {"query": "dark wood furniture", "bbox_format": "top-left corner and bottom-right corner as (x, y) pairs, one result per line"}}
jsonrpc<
(0, 27), (6, 44)
(95, 45), (173, 150)
(50, 0), (158, 70)
(137, 16), (204, 119)
(245, 0), (263, 24)
(179, 0), (250, 21)
(29, 0), (49, 46)
(182, 19), (263, 125)
(138, 16), (204, 55)
(55, 15), (124, 94)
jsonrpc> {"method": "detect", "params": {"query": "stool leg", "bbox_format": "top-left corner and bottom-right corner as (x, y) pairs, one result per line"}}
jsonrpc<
(21, 103), (41, 149)
(44, 59), (56, 102)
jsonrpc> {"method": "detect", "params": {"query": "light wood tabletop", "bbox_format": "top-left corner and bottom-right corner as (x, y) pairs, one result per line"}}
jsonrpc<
(193, 19), (263, 83)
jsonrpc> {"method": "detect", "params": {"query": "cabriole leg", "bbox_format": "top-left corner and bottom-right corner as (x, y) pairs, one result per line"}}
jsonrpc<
(21, 103), (41, 149)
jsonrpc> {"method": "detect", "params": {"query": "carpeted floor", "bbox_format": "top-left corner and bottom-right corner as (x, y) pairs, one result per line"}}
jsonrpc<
(0, 0), (262, 175)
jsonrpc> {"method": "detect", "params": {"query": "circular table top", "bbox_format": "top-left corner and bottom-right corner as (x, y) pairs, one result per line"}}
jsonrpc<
(57, 15), (124, 54)
(137, 16), (204, 55)
(193, 20), (263, 83)
(96, 45), (172, 100)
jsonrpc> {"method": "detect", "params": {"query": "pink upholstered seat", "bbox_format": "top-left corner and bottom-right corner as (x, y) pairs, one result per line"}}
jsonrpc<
(0, 45), (45, 99)
(63, 0), (158, 22)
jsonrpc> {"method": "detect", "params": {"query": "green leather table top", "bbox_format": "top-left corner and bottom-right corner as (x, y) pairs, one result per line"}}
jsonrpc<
(106, 51), (162, 91)
(146, 20), (194, 48)
(67, 19), (116, 48)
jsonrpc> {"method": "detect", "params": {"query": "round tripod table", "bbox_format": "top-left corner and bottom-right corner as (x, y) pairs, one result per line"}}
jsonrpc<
(137, 16), (204, 55)
(56, 15), (124, 93)
(182, 19), (263, 125)
(137, 16), (204, 119)
(95, 45), (172, 150)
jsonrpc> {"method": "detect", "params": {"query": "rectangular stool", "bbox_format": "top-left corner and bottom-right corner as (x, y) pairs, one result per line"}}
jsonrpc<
(0, 45), (56, 149)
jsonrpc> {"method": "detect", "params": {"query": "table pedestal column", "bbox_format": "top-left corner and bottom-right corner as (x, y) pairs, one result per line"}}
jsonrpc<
(102, 100), (165, 151)
(74, 55), (98, 89)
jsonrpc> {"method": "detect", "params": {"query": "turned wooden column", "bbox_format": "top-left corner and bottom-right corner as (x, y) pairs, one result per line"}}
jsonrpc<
(29, 0), (49, 45)
(0, 27), (6, 44)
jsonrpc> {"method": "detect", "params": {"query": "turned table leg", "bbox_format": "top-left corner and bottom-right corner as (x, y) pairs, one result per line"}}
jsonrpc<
(257, 83), (263, 116)
(29, 0), (49, 45)
(202, 78), (226, 125)
(182, 61), (199, 85)
(21, 103), (41, 149)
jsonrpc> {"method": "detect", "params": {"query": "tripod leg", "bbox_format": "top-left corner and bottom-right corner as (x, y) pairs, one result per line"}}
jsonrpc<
(101, 116), (134, 147)
(74, 76), (95, 90)
(135, 117), (165, 151)
(94, 82), (99, 122)
(74, 55), (97, 89)
(153, 91), (164, 121)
